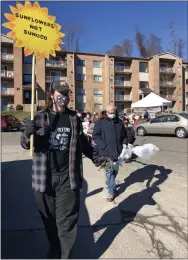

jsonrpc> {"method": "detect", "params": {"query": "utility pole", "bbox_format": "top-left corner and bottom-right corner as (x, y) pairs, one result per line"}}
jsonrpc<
(169, 16), (177, 55)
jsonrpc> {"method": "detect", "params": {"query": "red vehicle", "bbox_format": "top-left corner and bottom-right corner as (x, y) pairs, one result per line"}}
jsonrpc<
(1, 115), (21, 132)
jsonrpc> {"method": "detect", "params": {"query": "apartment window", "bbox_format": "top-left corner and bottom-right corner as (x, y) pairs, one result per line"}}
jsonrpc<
(93, 89), (102, 95)
(76, 88), (86, 94)
(139, 62), (148, 73)
(76, 60), (86, 66)
(24, 74), (32, 84)
(76, 74), (86, 81)
(94, 75), (102, 82)
(93, 61), (102, 68)
(1, 82), (8, 94)
(140, 81), (149, 89)
(94, 103), (103, 110)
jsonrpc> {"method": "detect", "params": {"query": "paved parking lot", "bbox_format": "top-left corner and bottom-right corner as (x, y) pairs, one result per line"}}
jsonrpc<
(2, 132), (188, 174)
(1, 132), (188, 258)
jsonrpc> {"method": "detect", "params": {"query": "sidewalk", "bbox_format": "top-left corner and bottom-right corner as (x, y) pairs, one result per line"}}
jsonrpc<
(1, 153), (187, 258)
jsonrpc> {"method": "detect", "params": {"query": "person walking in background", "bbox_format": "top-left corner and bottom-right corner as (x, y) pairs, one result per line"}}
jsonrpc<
(143, 109), (150, 122)
(123, 118), (136, 163)
(83, 112), (92, 122)
(20, 80), (106, 259)
(134, 114), (140, 125)
(93, 105), (127, 202)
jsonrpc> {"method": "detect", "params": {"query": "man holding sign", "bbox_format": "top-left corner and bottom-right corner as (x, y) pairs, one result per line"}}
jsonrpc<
(21, 80), (107, 259)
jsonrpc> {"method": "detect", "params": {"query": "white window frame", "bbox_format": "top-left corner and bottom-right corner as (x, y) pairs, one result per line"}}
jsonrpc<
(93, 61), (102, 68)
(139, 62), (148, 73)
(93, 89), (102, 96)
(140, 81), (149, 89)
(93, 75), (102, 82)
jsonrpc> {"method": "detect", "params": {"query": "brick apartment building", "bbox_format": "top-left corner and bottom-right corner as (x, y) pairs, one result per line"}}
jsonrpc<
(1, 34), (188, 113)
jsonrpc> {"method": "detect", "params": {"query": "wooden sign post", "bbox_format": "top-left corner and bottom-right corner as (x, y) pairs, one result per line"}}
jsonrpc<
(30, 54), (36, 156)
(3, 1), (65, 157)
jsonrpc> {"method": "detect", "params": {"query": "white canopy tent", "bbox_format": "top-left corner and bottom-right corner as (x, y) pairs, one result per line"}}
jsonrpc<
(131, 93), (172, 109)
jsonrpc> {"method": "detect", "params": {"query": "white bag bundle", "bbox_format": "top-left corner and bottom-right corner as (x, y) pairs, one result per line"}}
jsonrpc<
(119, 144), (133, 160)
(82, 122), (90, 135)
(133, 144), (159, 159)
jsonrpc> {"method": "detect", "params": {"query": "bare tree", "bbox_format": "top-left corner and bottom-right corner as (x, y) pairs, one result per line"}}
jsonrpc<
(63, 24), (83, 51)
(122, 39), (133, 56)
(135, 29), (163, 57)
(107, 45), (123, 56)
(176, 38), (185, 58)
(135, 29), (148, 57)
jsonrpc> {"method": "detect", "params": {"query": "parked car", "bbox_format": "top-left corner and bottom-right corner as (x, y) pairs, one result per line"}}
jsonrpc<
(20, 117), (31, 132)
(135, 113), (188, 138)
(1, 115), (21, 132)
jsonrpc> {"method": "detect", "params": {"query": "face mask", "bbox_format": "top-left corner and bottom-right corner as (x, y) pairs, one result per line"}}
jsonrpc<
(107, 112), (115, 119)
(56, 95), (69, 108)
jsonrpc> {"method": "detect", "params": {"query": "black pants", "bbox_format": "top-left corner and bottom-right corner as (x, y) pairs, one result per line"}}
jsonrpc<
(34, 173), (80, 259)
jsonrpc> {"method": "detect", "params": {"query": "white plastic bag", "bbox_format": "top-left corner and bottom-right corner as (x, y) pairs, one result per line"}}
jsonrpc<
(82, 122), (90, 135)
(133, 144), (159, 159)
(118, 144), (133, 160)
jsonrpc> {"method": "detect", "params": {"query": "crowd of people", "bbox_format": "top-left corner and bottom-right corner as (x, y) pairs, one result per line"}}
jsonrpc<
(20, 79), (152, 259)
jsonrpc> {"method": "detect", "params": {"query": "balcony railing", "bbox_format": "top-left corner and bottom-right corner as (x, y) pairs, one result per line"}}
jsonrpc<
(115, 80), (132, 87)
(46, 76), (66, 82)
(115, 65), (131, 72)
(115, 95), (131, 101)
(160, 81), (176, 88)
(1, 53), (14, 60)
(1, 88), (14, 95)
(1, 70), (14, 78)
(46, 60), (67, 68)
(160, 67), (175, 73)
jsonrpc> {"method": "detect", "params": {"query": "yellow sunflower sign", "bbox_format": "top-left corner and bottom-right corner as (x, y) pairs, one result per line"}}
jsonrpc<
(3, 1), (65, 156)
(3, 1), (65, 60)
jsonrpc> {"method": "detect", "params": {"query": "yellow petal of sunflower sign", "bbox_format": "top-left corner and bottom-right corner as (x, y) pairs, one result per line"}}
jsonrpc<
(3, 1), (65, 157)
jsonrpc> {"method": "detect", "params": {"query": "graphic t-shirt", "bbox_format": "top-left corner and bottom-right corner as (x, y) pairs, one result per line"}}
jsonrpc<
(48, 110), (71, 175)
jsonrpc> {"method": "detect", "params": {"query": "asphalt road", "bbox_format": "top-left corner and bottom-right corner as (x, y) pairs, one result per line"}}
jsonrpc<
(1, 132), (188, 258)
(2, 131), (188, 174)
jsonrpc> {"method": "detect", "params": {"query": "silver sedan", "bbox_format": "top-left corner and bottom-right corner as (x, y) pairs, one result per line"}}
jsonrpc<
(135, 114), (188, 138)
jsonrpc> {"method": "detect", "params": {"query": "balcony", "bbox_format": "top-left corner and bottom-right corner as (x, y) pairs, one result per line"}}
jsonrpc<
(1, 70), (14, 78)
(115, 95), (131, 101)
(46, 76), (66, 83)
(115, 80), (132, 88)
(1, 53), (14, 61)
(115, 65), (131, 73)
(160, 67), (175, 74)
(160, 81), (176, 88)
(46, 60), (67, 69)
(1, 88), (14, 95)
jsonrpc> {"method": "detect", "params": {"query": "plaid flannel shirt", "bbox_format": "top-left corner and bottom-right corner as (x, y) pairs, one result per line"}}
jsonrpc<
(21, 108), (94, 192)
